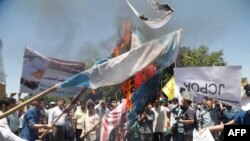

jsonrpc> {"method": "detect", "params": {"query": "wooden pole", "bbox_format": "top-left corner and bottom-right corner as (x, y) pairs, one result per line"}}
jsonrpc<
(39, 88), (86, 139)
(0, 84), (58, 119)
(80, 121), (101, 139)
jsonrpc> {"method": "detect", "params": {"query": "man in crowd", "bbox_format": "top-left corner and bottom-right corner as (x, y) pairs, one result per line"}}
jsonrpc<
(138, 103), (155, 141)
(95, 99), (107, 119)
(219, 102), (242, 122)
(175, 96), (197, 141)
(7, 97), (20, 135)
(199, 98), (220, 140)
(95, 99), (107, 140)
(0, 98), (27, 141)
(48, 98), (67, 141)
(80, 100), (100, 141)
(200, 108), (250, 133)
(169, 97), (181, 141)
(74, 100), (87, 141)
(152, 99), (169, 141)
(20, 98), (51, 141)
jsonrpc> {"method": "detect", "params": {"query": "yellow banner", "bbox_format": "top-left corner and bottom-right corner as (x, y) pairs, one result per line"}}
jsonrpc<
(162, 76), (175, 100)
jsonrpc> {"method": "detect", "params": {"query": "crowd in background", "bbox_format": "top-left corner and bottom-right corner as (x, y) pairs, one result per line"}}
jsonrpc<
(0, 85), (250, 141)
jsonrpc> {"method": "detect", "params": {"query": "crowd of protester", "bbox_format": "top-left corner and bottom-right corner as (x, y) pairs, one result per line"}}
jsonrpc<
(0, 88), (250, 141)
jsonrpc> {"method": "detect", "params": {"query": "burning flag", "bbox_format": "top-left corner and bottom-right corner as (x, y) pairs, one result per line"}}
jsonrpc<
(121, 78), (134, 109)
(127, 45), (179, 130)
(127, 69), (163, 130)
(111, 21), (134, 109)
(134, 64), (157, 90)
(59, 29), (181, 90)
(126, 28), (181, 129)
(131, 28), (147, 49)
(131, 28), (157, 90)
(126, 0), (173, 28)
(100, 100), (127, 141)
(111, 21), (132, 57)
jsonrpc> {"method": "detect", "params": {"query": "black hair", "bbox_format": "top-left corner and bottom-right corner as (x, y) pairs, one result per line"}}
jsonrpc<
(204, 97), (209, 100)
(179, 87), (186, 94)
(87, 103), (95, 109)
(9, 97), (17, 104)
(172, 97), (179, 103)
(2, 97), (11, 107)
(0, 98), (10, 110)
(0, 99), (6, 106)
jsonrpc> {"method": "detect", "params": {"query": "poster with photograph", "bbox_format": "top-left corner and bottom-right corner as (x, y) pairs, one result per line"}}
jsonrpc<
(20, 48), (85, 97)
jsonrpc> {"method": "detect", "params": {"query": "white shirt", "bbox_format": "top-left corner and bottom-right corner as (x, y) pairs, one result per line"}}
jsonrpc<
(152, 106), (169, 133)
(48, 106), (67, 126)
(83, 113), (100, 141)
(19, 114), (24, 129)
(0, 115), (8, 127)
(0, 111), (27, 141)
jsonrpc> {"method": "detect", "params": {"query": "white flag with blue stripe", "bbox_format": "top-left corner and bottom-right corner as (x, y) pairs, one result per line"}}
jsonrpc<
(59, 29), (181, 89)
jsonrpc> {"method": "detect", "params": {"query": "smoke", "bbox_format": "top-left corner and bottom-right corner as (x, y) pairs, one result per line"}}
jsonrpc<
(1, 0), (249, 61)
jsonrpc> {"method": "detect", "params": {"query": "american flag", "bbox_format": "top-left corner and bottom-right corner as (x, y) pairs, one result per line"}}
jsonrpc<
(100, 100), (127, 141)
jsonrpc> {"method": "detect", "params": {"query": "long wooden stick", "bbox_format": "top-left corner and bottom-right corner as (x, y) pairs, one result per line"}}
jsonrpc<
(81, 121), (101, 139)
(0, 84), (58, 119)
(39, 88), (86, 139)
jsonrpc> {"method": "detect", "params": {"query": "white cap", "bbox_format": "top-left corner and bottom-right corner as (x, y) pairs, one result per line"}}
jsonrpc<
(50, 101), (56, 105)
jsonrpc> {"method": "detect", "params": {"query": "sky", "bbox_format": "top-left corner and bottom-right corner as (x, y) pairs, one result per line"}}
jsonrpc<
(0, 0), (249, 96)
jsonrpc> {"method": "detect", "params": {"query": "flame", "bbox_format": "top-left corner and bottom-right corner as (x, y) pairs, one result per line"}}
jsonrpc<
(113, 43), (121, 57)
(111, 20), (134, 110)
(121, 79), (133, 110)
(111, 20), (132, 57)
(123, 21), (132, 49)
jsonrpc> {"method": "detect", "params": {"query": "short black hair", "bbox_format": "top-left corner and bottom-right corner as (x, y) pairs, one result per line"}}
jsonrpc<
(0, 99), (6, 106)
(172, 98), (179, 103)
(0, 98), (10, 110)
(9, 97), (17, 104)
(87, 103), (95, 108)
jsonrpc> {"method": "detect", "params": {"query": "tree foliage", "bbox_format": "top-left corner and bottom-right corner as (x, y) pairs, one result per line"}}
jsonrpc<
(177, 45), (226, 67)
(162, 45), (227, 86)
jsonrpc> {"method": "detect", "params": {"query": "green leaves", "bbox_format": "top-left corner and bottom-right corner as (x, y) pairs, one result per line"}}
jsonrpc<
(178, 45), (226, 67)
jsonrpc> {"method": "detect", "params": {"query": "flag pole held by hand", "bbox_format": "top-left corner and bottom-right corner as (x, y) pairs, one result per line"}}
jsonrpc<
(39, 88), (86, 139)
(80, 121), (101, 139)
(0, 84), (58, 119)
